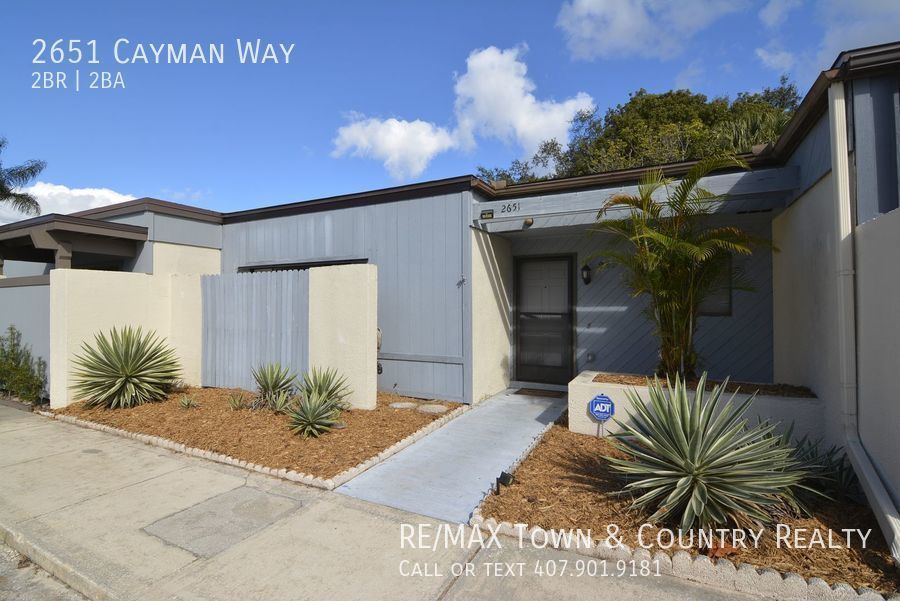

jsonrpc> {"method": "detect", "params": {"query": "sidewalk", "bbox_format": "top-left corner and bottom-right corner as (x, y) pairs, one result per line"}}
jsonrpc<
(0, 404), (760, 601)
(337, 390), (566, 522)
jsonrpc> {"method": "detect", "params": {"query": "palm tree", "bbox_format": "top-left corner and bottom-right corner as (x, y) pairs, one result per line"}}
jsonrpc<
(589, 155), (763, 378)
(0, 137), (45, 217)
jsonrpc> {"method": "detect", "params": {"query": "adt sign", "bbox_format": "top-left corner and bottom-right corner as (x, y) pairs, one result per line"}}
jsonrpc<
(588, 394), (615, 422)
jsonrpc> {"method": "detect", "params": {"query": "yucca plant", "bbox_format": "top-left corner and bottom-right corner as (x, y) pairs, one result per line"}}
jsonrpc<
(298, 367), (351, 411)
(606, 373), (807, 530)
(179, 395), (196, 409)
(269, 389), (296, 414)
(250, 363), (296, 410)
(227, 392), (245, 411)
(288, 391), (339, 438)
(72, 326), (181, 409)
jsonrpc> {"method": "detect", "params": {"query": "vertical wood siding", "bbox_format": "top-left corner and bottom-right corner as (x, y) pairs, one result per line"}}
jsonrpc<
(202, 270), (309, 390)
(221, 193), (466, 401)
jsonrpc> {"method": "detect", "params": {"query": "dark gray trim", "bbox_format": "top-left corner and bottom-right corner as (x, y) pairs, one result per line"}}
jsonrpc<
(237, 258), (368, 272)
(0, 213), (147, 239)
(73, 198), (223, 224)
(0, 275), (50, 288)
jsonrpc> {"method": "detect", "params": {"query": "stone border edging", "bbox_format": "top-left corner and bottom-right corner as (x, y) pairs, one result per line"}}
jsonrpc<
(36, 403), (469, 491)
(468, 511), (893, 601)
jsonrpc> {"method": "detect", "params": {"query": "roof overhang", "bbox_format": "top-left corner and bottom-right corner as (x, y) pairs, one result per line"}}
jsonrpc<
(0, 214), (148, 265)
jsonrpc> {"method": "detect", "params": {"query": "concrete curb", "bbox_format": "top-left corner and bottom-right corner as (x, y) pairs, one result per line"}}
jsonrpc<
(37, 404), (469, 492)
(0, 518), (114, 601)
(467, 432), (896, 601)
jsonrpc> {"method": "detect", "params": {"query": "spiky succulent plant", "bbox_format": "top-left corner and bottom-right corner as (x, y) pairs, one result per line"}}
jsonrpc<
(606, 373), (807, 530)
(251, 362), (296, 410)
(288, 391), (339, 438)
(72, 326), (181, 409)
(298, 366), (351, 411)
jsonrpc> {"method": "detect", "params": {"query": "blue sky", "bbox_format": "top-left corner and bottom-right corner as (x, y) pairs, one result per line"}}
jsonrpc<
(1, 0), (899, 219)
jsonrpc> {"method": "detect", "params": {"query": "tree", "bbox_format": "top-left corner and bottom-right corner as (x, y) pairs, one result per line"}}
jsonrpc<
(589, 155), (763, 378)
(480, 76), (800, 184)
(0, 137), (45, 217)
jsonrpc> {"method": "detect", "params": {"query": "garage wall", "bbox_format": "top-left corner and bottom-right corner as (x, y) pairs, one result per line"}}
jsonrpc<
(0, 281), (51, 394)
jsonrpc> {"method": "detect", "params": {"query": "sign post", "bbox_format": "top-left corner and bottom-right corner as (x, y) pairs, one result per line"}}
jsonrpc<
(588, 394), (615, 437)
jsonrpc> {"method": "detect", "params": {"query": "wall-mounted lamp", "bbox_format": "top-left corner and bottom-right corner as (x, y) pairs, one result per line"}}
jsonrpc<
(581, 263), (593, 285)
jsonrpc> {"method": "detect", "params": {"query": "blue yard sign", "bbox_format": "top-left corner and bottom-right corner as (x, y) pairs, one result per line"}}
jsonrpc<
(588, 394), (615, 422)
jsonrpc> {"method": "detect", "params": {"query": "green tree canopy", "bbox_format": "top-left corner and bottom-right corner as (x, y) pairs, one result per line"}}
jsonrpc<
(0, 137), (46, 217)
(478, 76), (800, 184)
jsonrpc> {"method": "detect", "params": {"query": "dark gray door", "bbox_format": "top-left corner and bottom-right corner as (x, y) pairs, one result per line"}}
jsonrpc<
(515, 257), (574, 384)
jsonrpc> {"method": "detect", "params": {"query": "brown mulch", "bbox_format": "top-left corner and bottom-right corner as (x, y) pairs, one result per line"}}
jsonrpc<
(57, 388), (458, 479)
(592, 372), (816, 398)
(481, 419), (900, 594)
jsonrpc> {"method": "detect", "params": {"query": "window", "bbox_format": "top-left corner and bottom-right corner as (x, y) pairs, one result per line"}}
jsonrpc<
(698, 257), (732, 317)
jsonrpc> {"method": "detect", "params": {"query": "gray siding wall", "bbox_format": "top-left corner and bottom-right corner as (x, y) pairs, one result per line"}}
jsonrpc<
(508, 214), (774, 383)
(852, 74), (900, 224)
(0, 283), (51, 392)
(786, 114), (832, 203)
(202, 270), (310, 391)
(221, 193), (468, 402)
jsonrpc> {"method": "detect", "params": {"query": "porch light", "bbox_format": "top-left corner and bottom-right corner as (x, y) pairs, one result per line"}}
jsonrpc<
(581, 264), (592, 285)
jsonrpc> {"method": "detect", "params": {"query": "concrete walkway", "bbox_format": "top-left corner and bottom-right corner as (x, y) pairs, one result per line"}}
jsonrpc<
(0, 404), (762, 601)
(336, 390), (566, 522)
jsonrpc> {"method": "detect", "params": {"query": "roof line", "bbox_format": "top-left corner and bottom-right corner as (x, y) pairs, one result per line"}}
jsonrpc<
(0, 213), (148, 235)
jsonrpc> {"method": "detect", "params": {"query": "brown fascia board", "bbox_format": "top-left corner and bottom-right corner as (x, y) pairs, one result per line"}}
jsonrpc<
(0, 213), (148, 241)
(223, 176), (480, 223)
(72, 197), (224, 224)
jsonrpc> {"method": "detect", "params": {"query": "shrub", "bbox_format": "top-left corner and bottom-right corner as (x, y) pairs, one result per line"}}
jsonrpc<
(251, 363), (296, 409)
(72, 326), (181, 409)
(298, 367), (351, 411)
(288, 391), (339, 438)
(227, 392), (245, 411)
(606, 373), (807, 530)
(0, 325), (47, 404)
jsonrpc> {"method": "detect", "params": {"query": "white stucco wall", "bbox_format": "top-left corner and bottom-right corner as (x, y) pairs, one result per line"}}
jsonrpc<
(568, 371), (823, 441)
(307, 264), (378, 409)
(152, 242), (221, 276)
(49, 270), (203, 408)
(771, 173), (843, 445)
(471, 230), (513, 403)
(856, 207), (900, 504)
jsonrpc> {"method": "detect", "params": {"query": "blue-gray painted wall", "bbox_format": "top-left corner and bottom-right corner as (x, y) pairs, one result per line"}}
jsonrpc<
(202, 270), (310, 391)
(0, 282), (51, 394)
(852, 74), (900, 224)
(505, 214), (774, 383)
(221, 193), (468, 402)
(786, 114), (832, 203)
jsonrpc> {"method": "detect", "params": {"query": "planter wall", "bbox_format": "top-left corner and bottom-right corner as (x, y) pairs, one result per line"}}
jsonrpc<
(568, 371), (824, 441)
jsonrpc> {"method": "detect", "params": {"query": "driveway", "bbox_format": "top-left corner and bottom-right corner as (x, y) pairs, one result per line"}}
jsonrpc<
(0, 404), (761, 601)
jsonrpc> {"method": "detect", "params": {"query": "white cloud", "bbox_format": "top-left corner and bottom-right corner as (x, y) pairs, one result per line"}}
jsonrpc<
(556, 0), (747, 61)
(759, 0), (802, 28)
(755, 46), (796, 72)
(0, 182), (134, 225)
(453, 46), (594, 159)
(332, 117), (456, 180)
(674, 60), (705, 90)
(814, 0), (900, 68)
(332, 46), (593, 180)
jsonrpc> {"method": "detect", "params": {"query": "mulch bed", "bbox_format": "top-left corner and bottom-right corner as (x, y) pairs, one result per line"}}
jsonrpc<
(57, 388), (458, 479)
(481, 418), (900, 594)
(592, 372), (816, 398)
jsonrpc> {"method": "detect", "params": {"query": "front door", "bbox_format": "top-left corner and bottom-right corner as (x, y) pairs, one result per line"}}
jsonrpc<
(515, 257), (574, 384)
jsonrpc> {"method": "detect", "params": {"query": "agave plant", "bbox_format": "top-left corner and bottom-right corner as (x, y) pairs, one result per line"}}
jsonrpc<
(250, 363), (296, 410)
(72, 326), (181, 409)
(268, 389), (296, 414)
(298, 367), (351, 411)
(606, 373), (807, 530)
(288, 391), (339, 438)
(179, 395), (196, 409)
(227, 391), (245, 411)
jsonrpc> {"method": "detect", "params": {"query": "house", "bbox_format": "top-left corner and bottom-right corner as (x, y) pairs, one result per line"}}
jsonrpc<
(1, 41), (899, 559)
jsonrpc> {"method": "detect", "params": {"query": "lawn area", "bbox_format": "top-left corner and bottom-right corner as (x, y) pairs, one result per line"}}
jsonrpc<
(57, 387), (458, 479)
(480, 417), (900, 595)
